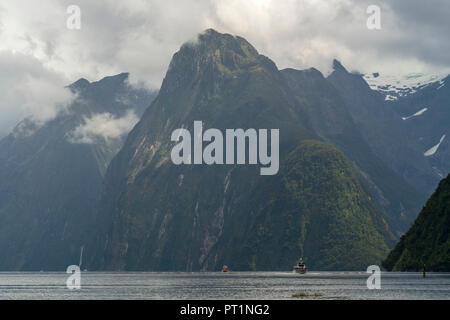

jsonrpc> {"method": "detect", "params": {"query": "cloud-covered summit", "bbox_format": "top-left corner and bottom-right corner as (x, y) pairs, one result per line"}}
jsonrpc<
(1, 0), (450, 135)
(67, 110), (140, 144)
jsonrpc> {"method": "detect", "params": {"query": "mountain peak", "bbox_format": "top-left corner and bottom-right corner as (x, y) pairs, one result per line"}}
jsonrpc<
(68, 73), (130, 92)
(95, 72), (129, 85)
(186, 29), (260, 59)
(178, 29), (260, 60)
(69, 78), (90, 90)
(332, 59), (348, 73)
(197, 28), (236, 42)
(162, 30), (275, 93)
(202, 28), (222, 37)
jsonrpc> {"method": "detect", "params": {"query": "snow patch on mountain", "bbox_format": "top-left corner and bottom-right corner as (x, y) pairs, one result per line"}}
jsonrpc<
(424, 135), (446, 157)
(437, 80), (445, 90)
(363, 72), (449, 100)
(402, 107), (428, 120)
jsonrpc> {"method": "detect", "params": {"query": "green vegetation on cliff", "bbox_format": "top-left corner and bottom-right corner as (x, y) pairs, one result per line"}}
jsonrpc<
(383, 174), (450, 271)
(89, 29), (395, 271)
(220, 140), (395, 270)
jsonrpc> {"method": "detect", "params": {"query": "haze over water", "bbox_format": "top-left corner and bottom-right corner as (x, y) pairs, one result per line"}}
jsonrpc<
(0, 272), (449, 300)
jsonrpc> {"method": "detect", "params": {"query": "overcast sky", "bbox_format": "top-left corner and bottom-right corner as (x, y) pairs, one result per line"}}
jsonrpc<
(0, 0), (449, 136)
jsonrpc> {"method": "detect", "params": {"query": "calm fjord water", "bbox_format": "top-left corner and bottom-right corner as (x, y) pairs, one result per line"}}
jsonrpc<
(0, 272), (449, 300)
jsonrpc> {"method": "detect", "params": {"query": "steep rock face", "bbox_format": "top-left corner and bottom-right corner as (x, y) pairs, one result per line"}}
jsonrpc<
(387, 75), (450, 182)
(281, 68), (425, 236)
(327, 61), (437, 196)
(214, 140), (395, 271)
(89, 30), (394, 271)
(0, 73), (156, 270)
(383, 174), (450, 271)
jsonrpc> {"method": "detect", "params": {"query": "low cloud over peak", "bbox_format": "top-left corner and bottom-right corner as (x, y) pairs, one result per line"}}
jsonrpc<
(1, 0), (450, 136)
(0, 51), (75, 137)
(67, 110), (140, 144)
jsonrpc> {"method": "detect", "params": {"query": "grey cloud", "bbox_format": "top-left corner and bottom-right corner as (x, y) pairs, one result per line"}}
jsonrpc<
(386, 0), (450, 67)
(67, 110), (140, 144)
(0, 51), (75, 137)
(1, 0), (450, 135)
